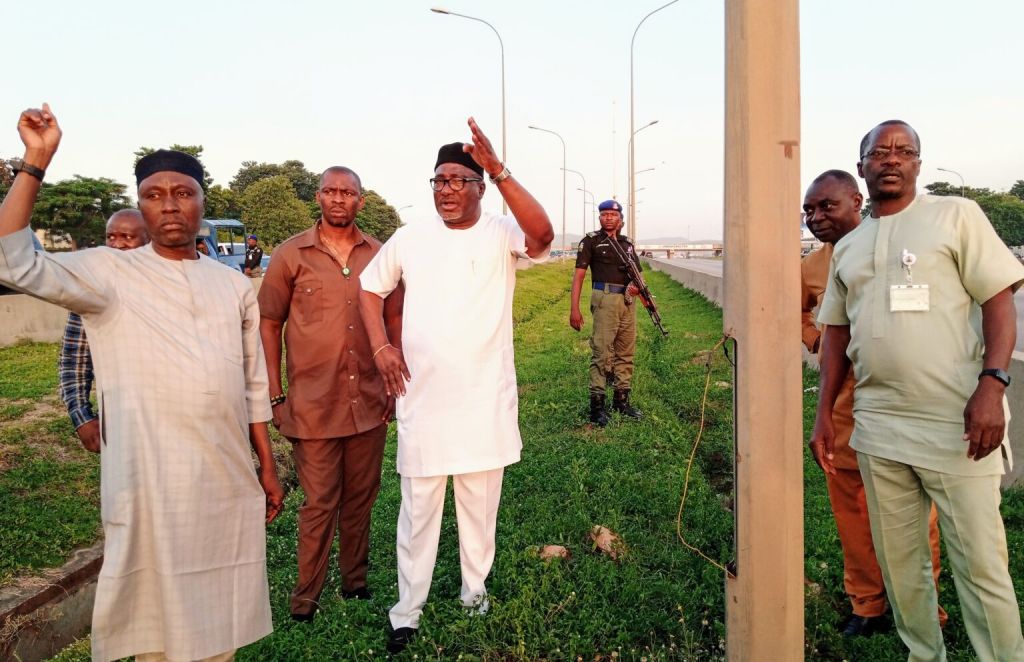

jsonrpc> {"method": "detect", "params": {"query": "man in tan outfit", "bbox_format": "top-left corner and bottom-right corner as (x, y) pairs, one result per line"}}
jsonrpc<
(802, 169), (945, 637)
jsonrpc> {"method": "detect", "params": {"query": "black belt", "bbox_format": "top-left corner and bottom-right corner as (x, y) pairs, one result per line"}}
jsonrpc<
(593, 282), (626, 294)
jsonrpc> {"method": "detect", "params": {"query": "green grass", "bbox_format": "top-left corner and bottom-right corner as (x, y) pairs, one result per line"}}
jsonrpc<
(0, 343), (295, 589)
(32, 260), (1024, 660)
(0, 341), (61, 399)
(0, 416), (101, 585)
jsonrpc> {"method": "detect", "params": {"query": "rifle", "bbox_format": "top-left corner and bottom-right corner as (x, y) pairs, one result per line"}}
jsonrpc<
(606, 235), (668, 336)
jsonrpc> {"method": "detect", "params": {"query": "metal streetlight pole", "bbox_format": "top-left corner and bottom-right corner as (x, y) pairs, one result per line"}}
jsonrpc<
(937, 167), (966, 197)
(628, 119), (659, 239)
(630, 0), (679, 241)
(562, 167), (587, 240)
(431, 7), (508, 213)
(528, 125), (567, 250)
(578, 188), (596, 232)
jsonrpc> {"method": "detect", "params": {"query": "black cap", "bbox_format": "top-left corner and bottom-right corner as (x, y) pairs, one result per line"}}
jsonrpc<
(135, 149), (205, 187)
(434, 142), (484, 176)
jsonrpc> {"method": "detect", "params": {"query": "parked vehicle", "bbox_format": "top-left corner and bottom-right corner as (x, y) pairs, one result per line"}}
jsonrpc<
(198, 219), (261, 272)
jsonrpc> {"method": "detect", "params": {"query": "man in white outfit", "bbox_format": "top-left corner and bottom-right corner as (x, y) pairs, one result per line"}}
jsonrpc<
(359, 117), (553, 654)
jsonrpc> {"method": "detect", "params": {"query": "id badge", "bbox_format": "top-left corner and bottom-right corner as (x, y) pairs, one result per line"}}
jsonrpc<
(890, 284), (930, 312)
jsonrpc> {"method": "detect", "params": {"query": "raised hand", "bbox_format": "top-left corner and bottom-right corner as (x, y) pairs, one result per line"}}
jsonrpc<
(18, 103), (62, 166)
(463, 117), (503, 177)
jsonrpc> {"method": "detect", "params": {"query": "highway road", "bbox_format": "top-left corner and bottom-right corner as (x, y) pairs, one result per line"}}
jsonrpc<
(658, 257), (1024, 354)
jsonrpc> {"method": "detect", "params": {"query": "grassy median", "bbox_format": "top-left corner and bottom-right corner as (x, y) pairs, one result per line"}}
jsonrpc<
(15, 259), (1024, 660)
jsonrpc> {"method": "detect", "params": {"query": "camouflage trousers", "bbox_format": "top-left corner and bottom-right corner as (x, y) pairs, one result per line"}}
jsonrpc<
(589, 289), (637, 394)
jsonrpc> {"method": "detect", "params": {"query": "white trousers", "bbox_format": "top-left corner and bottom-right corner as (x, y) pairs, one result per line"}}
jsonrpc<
(389, 467), (504, 629)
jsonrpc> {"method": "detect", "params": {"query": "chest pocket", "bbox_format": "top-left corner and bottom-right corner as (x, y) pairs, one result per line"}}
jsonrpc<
(294, 278), (324, 324)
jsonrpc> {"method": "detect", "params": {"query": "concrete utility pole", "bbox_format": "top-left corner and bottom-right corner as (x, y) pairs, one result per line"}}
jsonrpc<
(722, 1), (803, 660)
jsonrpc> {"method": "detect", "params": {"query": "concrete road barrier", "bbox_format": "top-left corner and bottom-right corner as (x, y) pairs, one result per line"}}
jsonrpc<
(0, 276), (264, 346)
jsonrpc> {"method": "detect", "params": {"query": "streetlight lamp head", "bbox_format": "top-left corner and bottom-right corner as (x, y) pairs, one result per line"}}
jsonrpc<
(430, 7), (451, 14)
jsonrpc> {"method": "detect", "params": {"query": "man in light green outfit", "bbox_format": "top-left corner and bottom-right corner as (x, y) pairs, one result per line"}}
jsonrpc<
(811, 119), (1024, 662)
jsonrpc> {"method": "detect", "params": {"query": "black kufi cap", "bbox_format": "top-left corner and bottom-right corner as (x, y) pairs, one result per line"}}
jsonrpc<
(135, 149), (205, 187)
(434, 142), (484, 176)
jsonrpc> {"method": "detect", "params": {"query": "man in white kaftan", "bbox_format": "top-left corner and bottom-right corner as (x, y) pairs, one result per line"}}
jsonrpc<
(359, 118), (554, 654)
(0, 106), (283, 662)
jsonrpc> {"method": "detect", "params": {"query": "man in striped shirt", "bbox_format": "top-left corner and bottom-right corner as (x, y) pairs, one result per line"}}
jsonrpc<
(58, 209), (148, 451)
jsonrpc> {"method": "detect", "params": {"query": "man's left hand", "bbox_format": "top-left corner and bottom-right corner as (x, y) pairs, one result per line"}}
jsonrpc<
(963, 379), (1006, 461)
(626, 284), (640, 297)
(463, 117), (503, 177)
(259, 466), (285, 524)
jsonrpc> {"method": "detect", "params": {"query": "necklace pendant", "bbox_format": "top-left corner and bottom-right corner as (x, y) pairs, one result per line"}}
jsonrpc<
(342, 266), (351, 277)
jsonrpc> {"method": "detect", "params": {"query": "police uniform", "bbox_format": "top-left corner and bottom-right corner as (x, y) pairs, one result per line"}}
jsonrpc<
(574, 199), (642, 424)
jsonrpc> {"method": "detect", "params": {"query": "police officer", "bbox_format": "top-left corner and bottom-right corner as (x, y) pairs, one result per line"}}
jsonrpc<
(244, 233), (264, 276)
(569, 199), (642, 426)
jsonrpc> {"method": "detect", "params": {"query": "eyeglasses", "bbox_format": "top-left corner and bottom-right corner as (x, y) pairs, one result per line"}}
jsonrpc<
(320, 187), (361, 199)
(429, 177), (482, 192)
(861, 147), (920, 162)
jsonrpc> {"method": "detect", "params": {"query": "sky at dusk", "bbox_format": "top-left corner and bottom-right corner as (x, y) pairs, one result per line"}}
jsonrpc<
(4, 0), (1021, 242)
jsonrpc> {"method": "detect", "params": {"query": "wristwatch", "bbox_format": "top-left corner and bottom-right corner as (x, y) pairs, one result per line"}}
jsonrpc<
(979, 368), (1011, 387)
(10, 158), (46, 182)
(490, 165), (511, 184)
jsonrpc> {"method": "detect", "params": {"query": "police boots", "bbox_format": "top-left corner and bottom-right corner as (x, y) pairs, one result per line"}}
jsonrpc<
(613, 389), (642, 420)
(589, 392), (610, 427)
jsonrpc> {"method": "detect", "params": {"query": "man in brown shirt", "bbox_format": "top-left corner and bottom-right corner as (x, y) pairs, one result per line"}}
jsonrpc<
(801, 169), (944, 637)
(258, 166), (403, 621)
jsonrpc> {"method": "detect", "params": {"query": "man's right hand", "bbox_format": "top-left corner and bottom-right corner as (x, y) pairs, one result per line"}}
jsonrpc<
(76, 418), (101, 453)
(18, 104), (62, 167)
(569, 308), (584, 331)
(374, 345), (411, 397)
(808, 413), (836, 475)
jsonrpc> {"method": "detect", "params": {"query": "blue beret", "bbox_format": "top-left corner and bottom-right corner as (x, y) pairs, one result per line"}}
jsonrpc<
(598, 199), (623, 213)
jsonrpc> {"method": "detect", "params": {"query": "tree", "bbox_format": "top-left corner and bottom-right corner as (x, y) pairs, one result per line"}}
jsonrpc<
(977, 194), (1024, 247)
(1010, 180), (1024, 202)
(924, 180), (1024, 247)
(230, 160), (319, 201)
(240, 176), (312, 248)
(31, 176), (132, 249)
(356, 190), (402, 242)
(0, 158), (13, 197)
(205, 184), (241, 219)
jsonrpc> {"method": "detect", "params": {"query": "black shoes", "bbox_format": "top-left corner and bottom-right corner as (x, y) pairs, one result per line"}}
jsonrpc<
(341, 586), (372, 601)
(589, 393), (610, 427)
(290, 608), (317, 623)
(387, 626), (417, 654)
(612, 389), (642, 419)
(840, 613), (892, 637)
